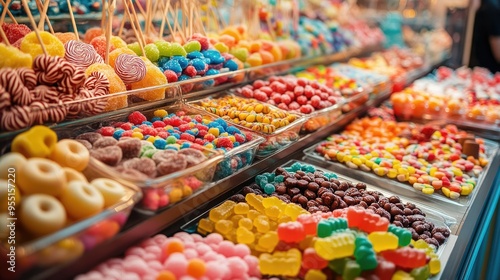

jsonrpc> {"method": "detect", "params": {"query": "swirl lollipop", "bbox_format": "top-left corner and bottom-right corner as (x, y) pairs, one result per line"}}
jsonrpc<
(16, 68), (37, 89)
(31, 85), (60, 103)
(0, 70), (32, 106)
(33, 55), (66, 85)
(64, 40), (103, 69)
(1, 105), (32, 131)
(114, 54), (147, 84)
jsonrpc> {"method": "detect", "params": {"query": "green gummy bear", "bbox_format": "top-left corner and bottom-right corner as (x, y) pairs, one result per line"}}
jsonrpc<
(343, 260), (361, 280)
(411, 265), (430, 280)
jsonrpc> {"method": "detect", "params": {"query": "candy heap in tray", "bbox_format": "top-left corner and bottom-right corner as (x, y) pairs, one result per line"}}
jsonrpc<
(76, 162), (445, 280)
(392, 66), (500, 124)
(314, 117), (489, 199)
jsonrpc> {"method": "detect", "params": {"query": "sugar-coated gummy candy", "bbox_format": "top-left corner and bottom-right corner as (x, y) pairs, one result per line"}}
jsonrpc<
(108, 47), (136, 68)
(85, 63), (127, 111)
(84, 27), (103, 43)
(54, 32), (77, 44)
(117, 138), (142, 159)
(157, 154), (188, 176)
(154, 40), (171, 57)
(90, 35), (115, 59)
(130, 58), (167, 101)
(77, 132), (102, 144)
(184, 41), (202, 53)
(1, 23), (31, 44)
(0, 43), (32, 68)
(168, 43), (187, 57)
(172, 56), (189, 69)
(123, 158), (157, 178)
(20, 31), (65, 59)
(90, 146), (123, 166)
(93, 137), (118, 148)
(144, 44), (160, 62)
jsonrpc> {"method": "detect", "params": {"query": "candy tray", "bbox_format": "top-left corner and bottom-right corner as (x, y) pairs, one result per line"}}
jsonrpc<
(330, 63), (393, 99)
(0, 177), (142, 275)
(186, 93), (306, 158)
(179, 159), (455, 259)
(302, 138), (500, 218)
(62, 102), (271, 214)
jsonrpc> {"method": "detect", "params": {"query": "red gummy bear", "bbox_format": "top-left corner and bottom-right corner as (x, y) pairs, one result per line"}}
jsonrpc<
(381, 247), (427, 269)
(277, 221), (306, 243)
(346, 207), (389, 233)
(302, 247), (328, 270)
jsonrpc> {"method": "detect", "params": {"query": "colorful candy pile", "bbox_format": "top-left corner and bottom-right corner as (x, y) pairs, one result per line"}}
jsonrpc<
(75, 232), (261, 280)
(192, 95), (302, 156)
(198, 190), (441, 278)
(393, 66), (500, 123)
(0, 126), (133, 266)
(294, 65), (363, 96)
(0, 54), (110, 131)
(237, 75), (343, 114)
(230, 162), (450, 248)
(315, 117), (489, 199)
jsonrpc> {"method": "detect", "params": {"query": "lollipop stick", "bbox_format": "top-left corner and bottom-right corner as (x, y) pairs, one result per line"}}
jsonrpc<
(123, 0), (144, 55)
(117, 7), (128, 37)
(105, 0), (115, 64)
(36, 0), (54, 33)
(158, 0), (171, 38)
(0, 23), (10, 45)
(1, 0), (18, 24)
(66, 0), (79, 40)
(21, 0), (47, 55)
(127, 0), (146, 48)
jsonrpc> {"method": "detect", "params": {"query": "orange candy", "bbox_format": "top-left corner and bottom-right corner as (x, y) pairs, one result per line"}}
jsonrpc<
(164, 239), (184, 255)
(259, 50), (275, 64)
(55, 32), (77, 44)
(84, 27), (103, 43)
(130, 58), (167, 101)
(108, 47), (136, 68)
(187, 258), (206, 278)
(85, 63), (128, 111)
(156, 271), (176, 280)
(246, 53), (263, 67)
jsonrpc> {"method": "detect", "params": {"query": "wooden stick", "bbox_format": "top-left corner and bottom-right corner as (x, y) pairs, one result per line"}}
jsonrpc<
(0, 23), (10, 45)
(173, 2), (185, 42)
(66, 0), (79, 40)
(101, 0), (107, 31)
(189, 0), (194, 36)
(193, 6), (206, 36)
(158, 0), (171, 38)
(21, 0), (47, 55)
(151, 0), (160, 36)
(164, 2), (175, 39)
(36, 0), (54, 34)
(117, 7), (128, 37)
(135, 0), (147, 20)
(144, 0), (151, 35)
(127, 0), (146, 47)
(123, 0), (144, 55)
(1, 0), (18, 24)
(105, 0), (115, 64)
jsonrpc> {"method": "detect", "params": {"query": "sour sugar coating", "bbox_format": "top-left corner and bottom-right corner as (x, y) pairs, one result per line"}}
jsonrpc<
(85, 63), (127, 111)
(130, 58), (167, 101)
(20, 31), (65, 59)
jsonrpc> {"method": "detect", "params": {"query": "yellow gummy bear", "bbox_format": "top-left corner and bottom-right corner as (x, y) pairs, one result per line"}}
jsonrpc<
(20, 31), (65, 59)
(130, 58), (167, 101)
(85, 63), (127, 111)
(259, 248), (302, 277)
(0, 43), (32, 68)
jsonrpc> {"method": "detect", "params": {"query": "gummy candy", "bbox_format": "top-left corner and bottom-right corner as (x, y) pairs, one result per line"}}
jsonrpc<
(0, 43), (32, 68)
(85, 63), (127, 111)
(168, 43), (187, 57)
(144, 44), (160, 62)
(90, 35), (115, 59)
(83, 27), (103, 43)
(155, 40), (171, 56)
(184, 41), (202, 53)
(54, 32), (77, 44)
(130, 58), (167, 101)
(20, 31), (65, 59)
(108, 47), (136, 68)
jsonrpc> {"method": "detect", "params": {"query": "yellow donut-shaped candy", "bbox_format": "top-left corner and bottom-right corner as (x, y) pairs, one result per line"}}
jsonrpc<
(49, 139), (90, 172)
(18, 158), (67, 197)
(0, 152), (27, 179)
(60, 181), (104, 220)
(20, 194), (67, 236)
(63, 167), (88, 184)
(91, 178), (126, 207)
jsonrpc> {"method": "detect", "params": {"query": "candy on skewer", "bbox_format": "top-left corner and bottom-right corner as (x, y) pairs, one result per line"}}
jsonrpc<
(104, 0), (115, 64)
(66, 0), (79, 40)
(123, 0), (144, 55)
(21, 0), (47, 55)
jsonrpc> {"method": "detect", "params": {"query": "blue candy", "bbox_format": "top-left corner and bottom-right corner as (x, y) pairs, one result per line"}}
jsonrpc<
(171, 56), (189, 69)
(151, 117), (162, 122)
(226, 126), (241, 135)
(187, 51), (204, 59)
(202, 50), (225, 64)
(171, 132), (180, 139)
(181, 142), (191, 149)
(164, 59), (182, 74)
(153, 139), (167, 149)
(206, 69), (220, 76)
(215, 118), (228, 129)
(190, 58), (207, 71)
(142, 121), (153, 126)
(224, 60), (238, 71)
(165, 144), (180, 151)
(113, 129), (124, 140)
(178, 74), (190, 81)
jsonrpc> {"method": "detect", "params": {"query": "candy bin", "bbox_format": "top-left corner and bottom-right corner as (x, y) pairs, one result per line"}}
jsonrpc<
(304, 117), (499, 213)
(188, 93), (305, 158)
(0, 126), (141, 278)
(331, 63), (393, 99)
(175, 160), (451, 279)
(233, 74), (368, 133)
(69, 102), (269, 212)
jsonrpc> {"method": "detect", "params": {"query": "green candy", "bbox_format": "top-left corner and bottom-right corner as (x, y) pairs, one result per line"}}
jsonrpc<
(354, 236), (378, 271)
(388, 224), (412, 247)
(141, 149), (157, 158)
(183, 41), (201, 53)
(144, 44), (160, 62)
(411, 265), (430, 280)
(127, 42), (142, 56)
(154, 40), (171, 57)
(168, 43), (187, 57)
(328, 258), (348, 274)
(274, 175), (284, 183)
(317, 218), (348, 238)
(343, 260), (361, 280)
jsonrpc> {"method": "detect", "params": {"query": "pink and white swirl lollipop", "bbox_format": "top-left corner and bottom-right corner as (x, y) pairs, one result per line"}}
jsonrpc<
(31, 85), (59, 103)
(16, 68), (37, 89)
(0, 70), (31, 106)
(30, 101), (51, 124)
(114, 54), (147, 84)
(64, 40), (103, 69)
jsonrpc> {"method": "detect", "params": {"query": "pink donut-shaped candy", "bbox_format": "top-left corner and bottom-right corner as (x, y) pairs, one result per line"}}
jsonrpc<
(114, 54), (146, 84)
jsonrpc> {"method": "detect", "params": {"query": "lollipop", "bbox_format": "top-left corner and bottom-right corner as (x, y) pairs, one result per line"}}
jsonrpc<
(64, 40), (103, 69)
(0, 105), (32, 131)
(114, 54), (147, 84)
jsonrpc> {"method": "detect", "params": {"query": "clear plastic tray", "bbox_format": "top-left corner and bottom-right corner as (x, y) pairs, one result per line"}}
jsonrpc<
(186, 93), (306, 158)
(330, 63), (393, 99)
(62, 102), (271, 213)
(180, 159), (455, 256)
(302, 138), (499, 217)
(0, 175), (141, 275)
